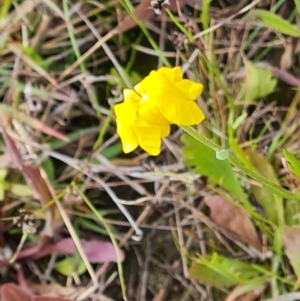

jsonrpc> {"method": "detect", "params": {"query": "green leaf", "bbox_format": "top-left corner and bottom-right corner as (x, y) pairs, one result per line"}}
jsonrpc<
(110, 67), (141, 88)
(189, 262), (237, 287)
(182, 126), (300, 200)
(41, 158), (55, 181)
(201, 0), (213, 30)
(231, 154), (300, 200)
(247, 150), (283, 225)
(0, 0), (11, 19)
(54, 255), (86, 276)
(283, 149), (300, 179)
(0, 169), (7, 180)
(189, 253), (263, 288)
(247, 9), (300, 37)
(100, 143), (123, 160)
(228, 129), (254, 170)
(244, 61), (277, 101)
(74, 211), (119, 237)
(285, 197), (300, 226)
(295, 0), (300, 14)
(182, 134), (245, 200)
(21, 46), (44, 65)
(0, 169), (7, 201)
(10, 183), (32, 197)
(232, 112), (248, 131)
(49, 126), (100, 150)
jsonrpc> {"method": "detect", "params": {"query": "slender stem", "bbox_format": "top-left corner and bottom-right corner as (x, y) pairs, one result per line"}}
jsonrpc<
(181, 126), (300, 200)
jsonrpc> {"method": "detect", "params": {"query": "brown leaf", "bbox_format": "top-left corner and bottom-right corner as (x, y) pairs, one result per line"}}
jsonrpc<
(115, 0), (194, 34)
(204, 195), (261, 249)
(283, 226), (300, 277)
(1, 283), (31, 301)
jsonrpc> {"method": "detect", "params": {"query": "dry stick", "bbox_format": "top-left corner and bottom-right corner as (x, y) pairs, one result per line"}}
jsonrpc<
(7, 43), (57, 85)
(158, 13), (167, 68)
(91, 204), (153, 286)
(55, 200), (99, 288)
(139, 237), (151, 301)
(95, 154), (146, 195)
(42, 149), (142, 237)
(194, 0), (263, 40)
(37, 145), (143, 300)
(72, 183), (127, 301)
(58, 30), (117, 81)
(262, 293), (300, 301)
(174, 204), (189, 278)
(91, 176), (143, 241)
(9, 233), (28, 263)
(0, 0), (35, 30)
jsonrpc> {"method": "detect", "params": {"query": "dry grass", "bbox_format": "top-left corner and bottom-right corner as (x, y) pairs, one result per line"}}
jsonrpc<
(1, 1), (300, 301)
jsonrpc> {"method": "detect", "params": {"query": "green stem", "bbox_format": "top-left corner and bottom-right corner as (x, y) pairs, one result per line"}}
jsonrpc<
(72, 183), (127, 301)
(181, 126), (300, 200)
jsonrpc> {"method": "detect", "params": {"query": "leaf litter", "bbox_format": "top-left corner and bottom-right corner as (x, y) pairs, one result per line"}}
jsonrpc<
(204, 195), (262, 251)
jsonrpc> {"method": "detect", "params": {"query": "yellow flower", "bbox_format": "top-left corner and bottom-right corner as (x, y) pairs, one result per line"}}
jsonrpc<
(114, 89), (170, 156)
(114, 66), (205, 155)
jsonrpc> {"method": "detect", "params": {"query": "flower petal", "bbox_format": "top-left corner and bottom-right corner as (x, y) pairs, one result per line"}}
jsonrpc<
(117, 124), (138, 153)
(159, 97), (205, 125)
(160, 124), (171, 138)
(135, 120), (163, 156)
(123, 88), (141, 106)
(138, 97), (169, 126)
(141, 70), (188, 101)
(177, 79), (203, 100)
(157, 66), (183, 82)
(114, 102), (138, 153)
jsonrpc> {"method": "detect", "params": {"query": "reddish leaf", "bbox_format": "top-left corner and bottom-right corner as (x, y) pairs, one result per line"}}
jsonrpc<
(1, 283), (31, 301)
(77, 239), (125, 263)
(17, 245), (46, 259)
(0, 283), (75, 301)
(0, 104), (68, 141)
(204, 195), (261, 249)
(18, 238), (125, 263)
(1, 129), (62, 239)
